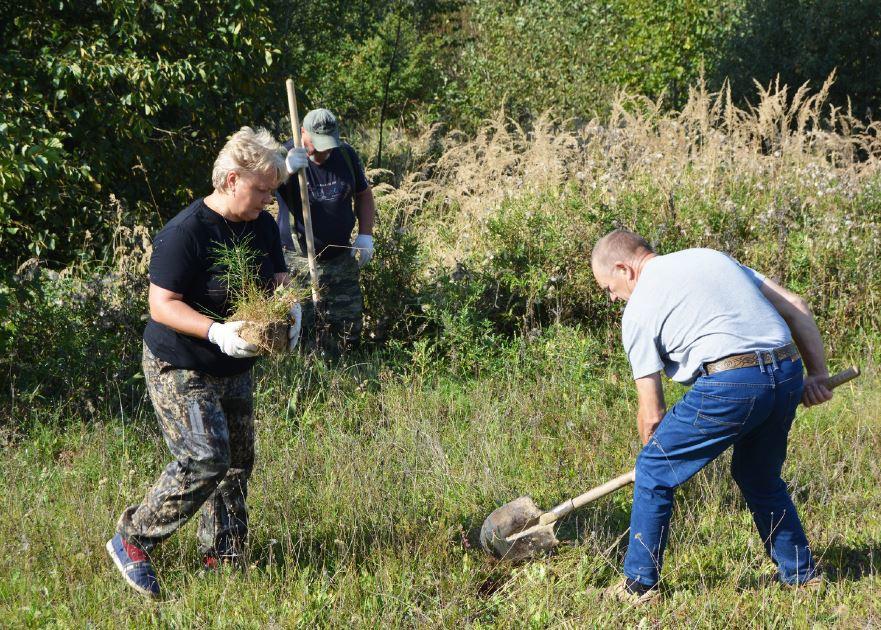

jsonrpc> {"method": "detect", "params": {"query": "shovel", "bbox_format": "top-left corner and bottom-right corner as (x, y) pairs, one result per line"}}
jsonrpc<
(285, 79), (320, 307)
(480, 365), (861, 562)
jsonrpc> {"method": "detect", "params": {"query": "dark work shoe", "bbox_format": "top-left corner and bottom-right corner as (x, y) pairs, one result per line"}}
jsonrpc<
(106, 533), (160, 599)
(605, 577), (661, 606)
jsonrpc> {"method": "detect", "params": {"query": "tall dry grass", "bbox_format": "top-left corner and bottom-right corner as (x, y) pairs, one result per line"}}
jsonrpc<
(363, 74), (881, 353)
(373, 73), (880, 260)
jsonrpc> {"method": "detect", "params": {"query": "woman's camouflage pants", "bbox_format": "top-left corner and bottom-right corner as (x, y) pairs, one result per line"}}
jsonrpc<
(116, 343), (254, 561)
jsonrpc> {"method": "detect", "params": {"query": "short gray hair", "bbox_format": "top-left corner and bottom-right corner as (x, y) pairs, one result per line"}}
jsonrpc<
(591, 229), (653, 271)
(212, 126), (287, 192)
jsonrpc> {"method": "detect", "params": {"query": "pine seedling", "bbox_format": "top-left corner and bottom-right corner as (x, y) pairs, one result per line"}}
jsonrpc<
(212, 237), (307, 352)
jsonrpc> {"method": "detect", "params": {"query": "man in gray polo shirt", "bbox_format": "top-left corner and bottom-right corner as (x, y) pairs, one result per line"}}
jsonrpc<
(592, 229), (833, 604)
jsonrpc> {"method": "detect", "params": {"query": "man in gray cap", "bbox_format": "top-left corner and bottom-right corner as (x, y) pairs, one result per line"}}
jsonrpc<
(278, 108), (376, 356)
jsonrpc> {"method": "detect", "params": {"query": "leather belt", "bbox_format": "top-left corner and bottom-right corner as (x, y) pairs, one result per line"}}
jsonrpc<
(704, 342), (800, 375)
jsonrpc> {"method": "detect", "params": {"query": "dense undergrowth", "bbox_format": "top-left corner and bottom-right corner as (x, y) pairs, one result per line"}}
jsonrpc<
(1, 81), (880, 625)
(3, 79), (880, 426)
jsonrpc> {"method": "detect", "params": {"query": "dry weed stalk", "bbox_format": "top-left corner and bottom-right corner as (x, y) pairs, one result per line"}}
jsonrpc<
(374, 74), (881, 268)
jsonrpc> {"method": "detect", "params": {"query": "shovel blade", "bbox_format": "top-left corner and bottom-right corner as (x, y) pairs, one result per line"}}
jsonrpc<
(480, 496), (559, 562)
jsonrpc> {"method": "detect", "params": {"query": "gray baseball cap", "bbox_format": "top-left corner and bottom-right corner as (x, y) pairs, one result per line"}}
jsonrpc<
(303, 108), (340, 151)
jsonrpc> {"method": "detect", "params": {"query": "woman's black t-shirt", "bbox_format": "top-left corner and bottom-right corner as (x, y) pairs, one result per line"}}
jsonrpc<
(143, 199), (287, 376)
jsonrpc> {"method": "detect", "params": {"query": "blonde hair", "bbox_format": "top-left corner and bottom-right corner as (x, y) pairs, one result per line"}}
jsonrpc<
(592, 229), (654, 271)
(211, 126), (287, 192)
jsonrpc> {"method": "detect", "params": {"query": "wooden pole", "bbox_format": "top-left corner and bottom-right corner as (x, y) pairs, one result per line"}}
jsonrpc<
(285, 79), (320, 305)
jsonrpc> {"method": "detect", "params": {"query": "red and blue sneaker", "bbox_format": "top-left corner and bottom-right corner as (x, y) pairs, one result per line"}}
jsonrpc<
(105, 533), (160, 598)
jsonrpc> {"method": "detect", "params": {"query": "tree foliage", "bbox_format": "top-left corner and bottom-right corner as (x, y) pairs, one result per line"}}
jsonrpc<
(1, 0), (284, 267)
(441, 0), (739, 125)
(0, 0), (452, 270)
(713, 0), (881, 118)
(3, 0), (880, 270)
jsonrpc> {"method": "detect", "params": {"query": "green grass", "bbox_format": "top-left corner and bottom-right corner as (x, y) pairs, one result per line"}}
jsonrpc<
(1, 328), (879, 627)
(3, 73), (880, 628)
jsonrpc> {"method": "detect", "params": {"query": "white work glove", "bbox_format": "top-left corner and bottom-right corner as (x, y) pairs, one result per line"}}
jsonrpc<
(288, 303), (303, 351)
(285, 147), (309, 174)
(208, 321), (259, 358)
(351, 234), (374, 268)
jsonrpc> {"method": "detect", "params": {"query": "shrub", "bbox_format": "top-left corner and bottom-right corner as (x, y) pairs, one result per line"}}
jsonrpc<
(0, 203), (150, 425)
(369, 79), (881, 358)
(0, 0), (456, 270)
(0, 263), (147, 426)
(441, 0), (738, 126)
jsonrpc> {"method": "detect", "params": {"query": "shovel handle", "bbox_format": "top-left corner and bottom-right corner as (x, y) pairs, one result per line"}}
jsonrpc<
(285, 79), (320, 306)
(826, 365), (860, 389)
(542, 470), (635, 525)
(538, 366), (861, 527)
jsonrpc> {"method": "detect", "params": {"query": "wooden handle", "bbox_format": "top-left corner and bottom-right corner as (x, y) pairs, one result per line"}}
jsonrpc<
(827, 366), (860, 389)
(536, 366), (861, 528)
(541, 469), (636, 525)
(285, 79), (320, 306)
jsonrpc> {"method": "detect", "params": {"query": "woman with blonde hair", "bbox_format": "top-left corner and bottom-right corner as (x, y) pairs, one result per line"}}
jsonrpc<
(106, 127), (303, 598)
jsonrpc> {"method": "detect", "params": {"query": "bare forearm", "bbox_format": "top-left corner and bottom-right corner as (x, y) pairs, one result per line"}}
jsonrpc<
(635, 373), (666, 445)
(758, 278), (834, 405)
(786, 305), (828, 376)
(355, 189), (375, 235)
(759, 279), (828, 375)
(151, 299), (213, 339)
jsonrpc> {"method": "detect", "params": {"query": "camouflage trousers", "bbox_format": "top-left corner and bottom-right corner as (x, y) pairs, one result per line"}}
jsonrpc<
(116, 343), (254, 560)
(285, 244), (363, 358)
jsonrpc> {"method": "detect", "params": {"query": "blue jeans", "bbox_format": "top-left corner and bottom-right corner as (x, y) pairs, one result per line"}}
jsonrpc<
(624, 357), (816, 586)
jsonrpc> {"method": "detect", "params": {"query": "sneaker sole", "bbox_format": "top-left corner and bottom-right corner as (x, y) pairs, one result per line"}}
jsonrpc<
(105, 539), (159, 599)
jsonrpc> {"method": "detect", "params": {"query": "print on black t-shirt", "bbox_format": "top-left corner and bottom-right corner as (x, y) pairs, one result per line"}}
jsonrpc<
(275, 142), (370, 258)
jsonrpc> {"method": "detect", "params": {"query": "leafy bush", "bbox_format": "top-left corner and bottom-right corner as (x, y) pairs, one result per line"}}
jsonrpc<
(360, 209), (424, 345)
(0, 202), (150, 425)
(477, 190), (610, 333)
(367, 80), (881, 362)
(442, 0), (738, 125)
(0, 0), (455, 270)
(0, 264), (147, 426)
(0, 0), (284, 269)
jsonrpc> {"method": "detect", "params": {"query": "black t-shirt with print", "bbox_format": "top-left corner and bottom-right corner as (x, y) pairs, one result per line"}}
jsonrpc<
(275, 141), (370, 259)
(143, 199), (287, 376)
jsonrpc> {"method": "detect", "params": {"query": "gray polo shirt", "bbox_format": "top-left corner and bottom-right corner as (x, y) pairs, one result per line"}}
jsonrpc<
(622, 248), (792, 384)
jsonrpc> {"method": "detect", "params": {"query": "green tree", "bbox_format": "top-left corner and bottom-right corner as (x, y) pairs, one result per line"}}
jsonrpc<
(714, 0), (881, 117)
(440, 0), (737, 126)
(0, 0), (284, 268)
(612, 0), (739, 106)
